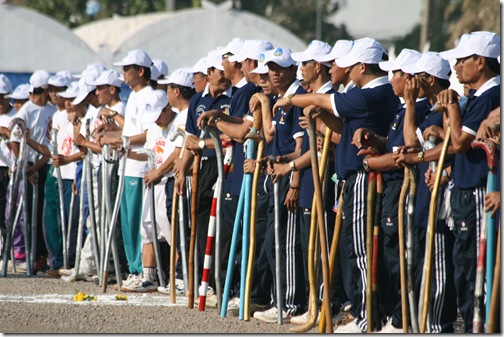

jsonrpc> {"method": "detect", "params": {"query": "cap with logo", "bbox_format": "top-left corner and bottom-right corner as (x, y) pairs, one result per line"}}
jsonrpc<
(402, 52), (452, 80)
(336, 37), (385, 68)
(249, 49), (275, 75)
(113, 49), (153, 68)
(266, 47), (297, 68)
(142, 90), (170, 124)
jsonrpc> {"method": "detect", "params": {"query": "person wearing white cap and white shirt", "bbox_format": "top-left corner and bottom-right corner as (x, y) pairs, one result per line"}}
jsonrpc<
(23, 81), (82, 277)
(154, 69), (196, 294)
(173, 48), (232, 302)
(273, 37), (400, 332)
(118, 90), (174, 292)
(7, 83), (30, 112)
(98, 49), (154, 289)
(150, 58), (169, 91)
(390, 51), (458, 333)
(435, 31), (500, 333)
(0, 74), (16, 261)
(9, 69), (56, 273)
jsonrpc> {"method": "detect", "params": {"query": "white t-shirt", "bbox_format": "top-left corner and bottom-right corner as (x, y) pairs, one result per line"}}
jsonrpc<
(121, 86), (154, 177)
(53, 115), (78, 180)
(12, 101), (55, 163)
(0, 107), (16, 168)
(144, 108), (187, 178)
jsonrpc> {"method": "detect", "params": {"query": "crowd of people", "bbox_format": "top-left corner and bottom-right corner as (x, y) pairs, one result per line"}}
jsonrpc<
(0, 30), (500, 333)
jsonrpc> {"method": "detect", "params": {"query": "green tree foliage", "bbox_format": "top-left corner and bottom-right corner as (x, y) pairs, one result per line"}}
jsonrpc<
(240, 0), (352, 44)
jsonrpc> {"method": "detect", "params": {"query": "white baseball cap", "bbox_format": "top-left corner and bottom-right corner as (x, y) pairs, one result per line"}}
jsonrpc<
(315, 40), (353, 63)
(6, 83), (30, 99)
(48, 73), (71, 87)
(229, 40), (274, 63)
(249, 49), (274, 75)
(336, 37), (385, 68)
(142, 89), (170, 124)
(206, 49), (225, 71)
(72, 78), (96, 105)
(158, 69), (194, 88)
(402, 52), (452, 80)
(379, 48), (422, 72)
(440, 31), (500, 60)
(266, 47), (297, 68)
(74, 63), (106, 79)
(57, 81), (79, 99)
(219, 37), (245, 56)
(86, 69), (123, 87)
(189, 57), (208, 74)
(29, 70), (51, 92)
(0, 74), (13, 95)
(291, 40), (332, 63)
(151, 58), (169, 81)
(113, 49), (153, 68)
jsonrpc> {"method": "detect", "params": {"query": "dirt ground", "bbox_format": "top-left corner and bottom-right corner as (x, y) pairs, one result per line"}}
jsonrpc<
(0, 272), (465, 334)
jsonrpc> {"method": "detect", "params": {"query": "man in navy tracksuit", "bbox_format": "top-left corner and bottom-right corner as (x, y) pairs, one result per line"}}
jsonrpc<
(272, 37), (400, 333)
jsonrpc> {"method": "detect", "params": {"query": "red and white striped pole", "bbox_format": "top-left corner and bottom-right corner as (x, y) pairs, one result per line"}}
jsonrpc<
(198, 139), (233, 311)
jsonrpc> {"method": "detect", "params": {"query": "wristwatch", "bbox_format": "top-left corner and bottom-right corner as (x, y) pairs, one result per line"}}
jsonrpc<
(363, 156), (371, 172)
(198, 139), (205, 150)
(287, 93), (296, 105)
(417, 151), (425, 163)
(289, 160), (297, 172)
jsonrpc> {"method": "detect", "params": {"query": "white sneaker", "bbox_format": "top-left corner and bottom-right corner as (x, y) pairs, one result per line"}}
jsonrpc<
(120, 274), (142, 292)
(378, 318), (403, 333)
(254, 306), (291, 323)
(132, 279), (159, 293)
(58, 268), (75, 276)
(291, 310), (312, 325)
(333, 318), (364, 333)
(226, 297), (240, 316)
(158, 279), (186, 295)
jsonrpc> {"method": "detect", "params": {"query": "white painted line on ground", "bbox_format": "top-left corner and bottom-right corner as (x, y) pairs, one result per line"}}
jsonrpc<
(0, 294), (189, 307)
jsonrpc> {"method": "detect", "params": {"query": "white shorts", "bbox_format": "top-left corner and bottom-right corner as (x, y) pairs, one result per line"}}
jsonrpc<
(140, 178), (171, 244)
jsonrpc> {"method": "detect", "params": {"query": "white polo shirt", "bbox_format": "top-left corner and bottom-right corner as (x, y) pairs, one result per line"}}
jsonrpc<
(121, 85), (153, 178)
(0, 106), (16, 168)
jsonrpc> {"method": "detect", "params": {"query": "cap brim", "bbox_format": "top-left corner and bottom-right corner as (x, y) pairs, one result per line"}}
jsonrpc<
(290, 51), (312, 62)
(6, 94), (28, 99)
(400, 63), (420, 75)
(208, 64), (224, 71)
(315, 52), (337, 63)
(266, 59), (295, 68)
(335, 54), (358, 68)
(112, 60), (131, 67)
(378, 60), (398, 72)
(440, 47), (472, 60)
(249, 65), (268, 74)
(143, 109), (162, 124)
(228, 54), (246, 63)
(58, 92), (77, 99)
(157, 78), (170, 84)
(72, 92), (88, 105)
